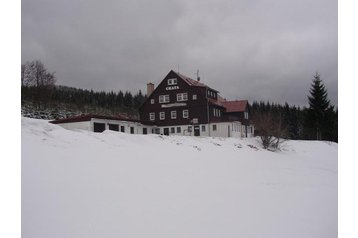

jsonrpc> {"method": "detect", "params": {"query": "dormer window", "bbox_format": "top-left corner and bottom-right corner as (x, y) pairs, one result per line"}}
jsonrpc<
(168, 78), (177, 85)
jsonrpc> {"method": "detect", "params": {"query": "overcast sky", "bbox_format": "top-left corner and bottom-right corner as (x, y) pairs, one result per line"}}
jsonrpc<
(22, 0), (337, 107)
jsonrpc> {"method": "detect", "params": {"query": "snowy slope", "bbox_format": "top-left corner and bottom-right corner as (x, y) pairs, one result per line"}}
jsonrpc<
(21, 117), (337, 238)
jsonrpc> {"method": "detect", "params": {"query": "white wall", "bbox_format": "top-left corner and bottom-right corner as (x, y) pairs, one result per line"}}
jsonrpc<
(91, 118), (154, 134)
(157, 122), (242, 138)
(209, 122), (241, 138)
(56, 121), (92, 131)
(55, 118), (248, 138)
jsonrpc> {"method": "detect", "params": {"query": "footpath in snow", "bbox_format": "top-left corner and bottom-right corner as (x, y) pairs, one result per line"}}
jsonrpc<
(22, 117), (338, 238)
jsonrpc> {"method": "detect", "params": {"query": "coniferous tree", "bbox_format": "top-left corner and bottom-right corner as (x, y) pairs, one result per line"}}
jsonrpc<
(304, 73), (332, 140)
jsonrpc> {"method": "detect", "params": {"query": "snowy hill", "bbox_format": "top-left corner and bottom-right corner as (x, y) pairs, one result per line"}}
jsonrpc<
(22, 117), (337, 238)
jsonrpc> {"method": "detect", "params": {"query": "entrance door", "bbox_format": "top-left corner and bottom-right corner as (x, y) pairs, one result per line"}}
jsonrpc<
(163, 128), (169, 136)
(194, 126), (200, 136)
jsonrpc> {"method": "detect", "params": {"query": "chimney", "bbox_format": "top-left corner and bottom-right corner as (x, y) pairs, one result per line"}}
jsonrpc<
(147, 82), (154, 96)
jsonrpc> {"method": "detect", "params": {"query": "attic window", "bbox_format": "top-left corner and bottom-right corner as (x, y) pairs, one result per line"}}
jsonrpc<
(168, 78), (177, 85)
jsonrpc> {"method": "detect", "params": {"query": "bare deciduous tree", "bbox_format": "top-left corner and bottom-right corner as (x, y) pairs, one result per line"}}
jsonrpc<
(252, 111), (288, 151)
(21, 60), (56, 103)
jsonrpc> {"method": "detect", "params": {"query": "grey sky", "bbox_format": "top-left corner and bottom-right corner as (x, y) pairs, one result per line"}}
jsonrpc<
(22, 0), (337, 107)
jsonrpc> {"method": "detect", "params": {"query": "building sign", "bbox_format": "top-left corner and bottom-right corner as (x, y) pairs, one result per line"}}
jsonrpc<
(161, 102), (187, 108)
(165, 86), (179, 91)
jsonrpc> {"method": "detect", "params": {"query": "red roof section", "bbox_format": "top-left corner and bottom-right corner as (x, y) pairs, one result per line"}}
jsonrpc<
(50, 114), (140, 124)
(221, 100), (248, 112)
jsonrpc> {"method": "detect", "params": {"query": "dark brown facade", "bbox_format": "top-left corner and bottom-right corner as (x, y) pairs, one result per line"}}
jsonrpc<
(139, 70), (227, 127)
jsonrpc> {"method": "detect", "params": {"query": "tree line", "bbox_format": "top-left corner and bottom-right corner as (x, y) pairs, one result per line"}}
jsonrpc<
(21, 60), (147, 119)
(251, 73), (338, 146)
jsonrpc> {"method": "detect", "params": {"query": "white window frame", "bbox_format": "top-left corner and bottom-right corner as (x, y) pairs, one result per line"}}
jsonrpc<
(159, 95), (170, 103)
(177, 93), (188, 102)
(168, 78), (177, 85)
(183, 93), (188, 101)
(192, 94), (197, 100)
(201, 125), (206, 132)
(244, 112), (249, 119)
(213, 124), (217, 131)
(159, 112), (165, 120)
(149, 112), (155, 121)
(183, 110), (189, 118)
(177, 93), (183, 101)
(150, 99), (154, 104)
(171, 111), (177, 119)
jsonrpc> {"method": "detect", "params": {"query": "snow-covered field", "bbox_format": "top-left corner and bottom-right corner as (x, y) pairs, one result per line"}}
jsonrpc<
(22, 117), (337, 238)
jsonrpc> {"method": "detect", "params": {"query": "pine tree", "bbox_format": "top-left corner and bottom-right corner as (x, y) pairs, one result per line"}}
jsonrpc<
(305, 73), (331, 140)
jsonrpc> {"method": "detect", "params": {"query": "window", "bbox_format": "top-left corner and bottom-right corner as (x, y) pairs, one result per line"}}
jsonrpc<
(149, 112), (155, 121)
(168, 78), (177, 85)
(171, 111), (177, 119)
(177, 127), (181, 133)
(244, 112), (249, 119)
(171, 127), (175, 133)
(159, 95), (170, 103)
(201, 125), (206, 132)
(108, 124), (119, 131)
(183, 93), (188, 101)
(213, 108), (220, 117)
(177, 93), (188, 102)
(212, 124), (217, 131)
(150, 99), (154, 104)
(193, 94), (197, 100)
(130, 127), (134, 134)
(188, 126), (192, 132)
(143, 128), (147, 134)
(121, 126), (125, 132)
(183, 110), (189, 118)
(160, 112), (165, 120)
(93, 123), (106, 133)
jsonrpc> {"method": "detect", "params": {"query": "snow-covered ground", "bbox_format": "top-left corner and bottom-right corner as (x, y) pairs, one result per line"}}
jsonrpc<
(22, 117), (337, 238)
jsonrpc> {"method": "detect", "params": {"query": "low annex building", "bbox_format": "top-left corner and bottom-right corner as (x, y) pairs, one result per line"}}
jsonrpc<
(50, 114), (154, 134)
(50, 70), (254, 138)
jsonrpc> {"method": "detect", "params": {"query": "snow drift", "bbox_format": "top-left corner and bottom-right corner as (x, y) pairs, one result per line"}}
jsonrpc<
(22, 117), (337, 238)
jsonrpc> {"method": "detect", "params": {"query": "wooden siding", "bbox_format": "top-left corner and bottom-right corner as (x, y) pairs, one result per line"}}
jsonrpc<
(140, 71), (211, 127)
